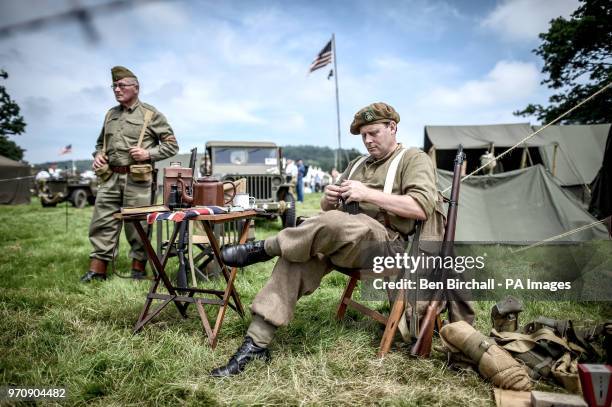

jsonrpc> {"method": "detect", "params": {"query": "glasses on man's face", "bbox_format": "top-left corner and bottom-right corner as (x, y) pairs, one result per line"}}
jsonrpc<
(111, 83), (136, 90)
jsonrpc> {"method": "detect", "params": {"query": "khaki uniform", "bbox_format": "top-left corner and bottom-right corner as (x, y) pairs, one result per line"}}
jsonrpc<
(249, 146), (440, 336)
(89, 101), (178, 262)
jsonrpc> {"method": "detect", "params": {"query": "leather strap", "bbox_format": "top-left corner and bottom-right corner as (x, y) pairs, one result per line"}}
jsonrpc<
(110, 165), (130, 174)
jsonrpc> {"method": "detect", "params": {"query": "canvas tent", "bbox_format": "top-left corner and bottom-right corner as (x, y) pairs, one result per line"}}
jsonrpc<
(437, 165), (608, 242)
(424, 123), (610, 207)
(0, 155), (31, 204)
(536, 124), (610, 204)
(424, 123), (548, 175)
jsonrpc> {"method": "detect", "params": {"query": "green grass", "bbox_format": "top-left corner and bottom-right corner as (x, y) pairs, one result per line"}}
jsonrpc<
(0, 195), (610, 406)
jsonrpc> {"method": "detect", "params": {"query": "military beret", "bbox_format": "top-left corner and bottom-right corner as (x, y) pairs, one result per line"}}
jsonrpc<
(350, 102), (400, 135)
(111, 66), (137, 82)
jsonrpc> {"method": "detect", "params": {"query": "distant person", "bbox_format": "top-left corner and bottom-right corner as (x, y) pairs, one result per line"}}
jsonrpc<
(285, 159), (297, 183)
(82, 66), (179, 282)
(296, 159), (305, 202)
(314, 172), (321, 192)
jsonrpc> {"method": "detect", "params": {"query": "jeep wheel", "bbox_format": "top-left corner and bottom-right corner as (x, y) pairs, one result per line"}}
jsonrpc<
(70, 189), (88, 209)
(281, 192), (296, 228)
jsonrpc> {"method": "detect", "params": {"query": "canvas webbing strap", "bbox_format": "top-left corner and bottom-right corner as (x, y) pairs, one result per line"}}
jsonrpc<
(101, 108), (154, 153)
(101, 110), (112, 153)
(464, 331), (493, 363)
(136, 109), (154, 148)
(383, 148), (407, 193)
(347, 155), (369, 180)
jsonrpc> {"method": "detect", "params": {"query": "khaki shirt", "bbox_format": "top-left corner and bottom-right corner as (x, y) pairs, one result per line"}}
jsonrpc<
(337, 144), (437, 237)
(94, 100), (178, 166)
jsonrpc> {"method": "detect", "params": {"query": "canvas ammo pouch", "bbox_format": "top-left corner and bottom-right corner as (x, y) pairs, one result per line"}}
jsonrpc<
(491, 296), (523, 332)
(94, 163), (113, 182)
(129, 163), (152, 182)
(129, 109), (154, 182)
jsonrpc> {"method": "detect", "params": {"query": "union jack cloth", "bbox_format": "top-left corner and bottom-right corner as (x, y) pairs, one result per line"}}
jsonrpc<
(147, 206), (227, 224)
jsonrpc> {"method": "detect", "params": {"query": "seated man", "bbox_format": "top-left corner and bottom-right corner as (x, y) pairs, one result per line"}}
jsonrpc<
(212, 102), (440, 377)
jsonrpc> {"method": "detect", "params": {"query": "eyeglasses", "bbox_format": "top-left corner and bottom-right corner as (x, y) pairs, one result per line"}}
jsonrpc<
(111, 83), (136, 89)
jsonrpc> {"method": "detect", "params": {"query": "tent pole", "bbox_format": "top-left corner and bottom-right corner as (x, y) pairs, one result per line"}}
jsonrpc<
(552, 143), (559, 176)
(520, 146), (527, 169)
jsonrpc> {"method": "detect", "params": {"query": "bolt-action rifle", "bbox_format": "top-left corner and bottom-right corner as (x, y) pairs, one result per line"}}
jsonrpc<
(410, 145), (465, 358)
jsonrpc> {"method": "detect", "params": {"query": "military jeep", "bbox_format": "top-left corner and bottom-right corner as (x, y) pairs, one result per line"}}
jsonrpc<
(38, 175), (97, 208)
(202, 141), (296, 228)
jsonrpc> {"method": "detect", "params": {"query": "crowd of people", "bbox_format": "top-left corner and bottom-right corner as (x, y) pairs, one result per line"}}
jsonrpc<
(284, 159), (336, 202)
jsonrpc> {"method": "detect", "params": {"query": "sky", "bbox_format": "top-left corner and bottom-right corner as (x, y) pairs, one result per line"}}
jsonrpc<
(0, 0), (580, 164)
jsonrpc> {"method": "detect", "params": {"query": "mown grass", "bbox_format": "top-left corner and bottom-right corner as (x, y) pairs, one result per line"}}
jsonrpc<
(0, 195), (610, 406)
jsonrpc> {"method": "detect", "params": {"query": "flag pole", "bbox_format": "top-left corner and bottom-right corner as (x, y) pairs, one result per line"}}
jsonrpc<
(331, 33), (342, 170)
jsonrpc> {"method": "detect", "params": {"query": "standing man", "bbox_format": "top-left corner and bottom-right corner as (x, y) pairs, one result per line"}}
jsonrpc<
(210, 102), (474, 377)
(81, 66), (179, 282)
(296, 159), (305, 202)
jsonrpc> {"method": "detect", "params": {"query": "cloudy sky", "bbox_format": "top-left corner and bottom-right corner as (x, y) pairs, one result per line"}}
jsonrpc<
(0, 0), (580, 163)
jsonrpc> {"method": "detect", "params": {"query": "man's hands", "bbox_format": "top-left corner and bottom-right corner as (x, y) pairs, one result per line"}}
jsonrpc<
(129, 147), (150, 162)
(323, 184), (343, 208)
(92, 147), (150, 170)
(339, 180), (371, 203)
(321, 180), (372, 211)
(92, 153), (108, 170)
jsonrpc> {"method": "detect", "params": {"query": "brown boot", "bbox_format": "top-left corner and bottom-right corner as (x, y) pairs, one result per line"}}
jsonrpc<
(81, 258), (107, 282)
(131, 259), (147, 280)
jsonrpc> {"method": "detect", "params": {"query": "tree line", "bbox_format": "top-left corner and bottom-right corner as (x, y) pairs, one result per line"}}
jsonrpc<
(281, 145), (362, 172)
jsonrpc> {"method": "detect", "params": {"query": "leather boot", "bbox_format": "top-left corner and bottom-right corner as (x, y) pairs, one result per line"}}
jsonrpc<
(221, 240), (272, 268)
(210, 336), (271, 377)
(131, 259), (147, 280)
(81, 258), (107, 282)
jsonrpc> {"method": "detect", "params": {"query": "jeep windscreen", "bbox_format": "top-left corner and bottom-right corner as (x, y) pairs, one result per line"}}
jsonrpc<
(214, 148), (277, 165)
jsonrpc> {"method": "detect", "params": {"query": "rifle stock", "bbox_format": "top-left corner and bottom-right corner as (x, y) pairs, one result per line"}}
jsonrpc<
(410, 145), (464, 357)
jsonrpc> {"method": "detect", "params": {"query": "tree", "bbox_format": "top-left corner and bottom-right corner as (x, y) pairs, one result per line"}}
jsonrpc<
(0, 70), (26, 160)
(514, 0), (611, 124)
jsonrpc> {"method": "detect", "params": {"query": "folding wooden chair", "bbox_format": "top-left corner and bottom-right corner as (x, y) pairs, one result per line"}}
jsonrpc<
(335, 222), (425, 357)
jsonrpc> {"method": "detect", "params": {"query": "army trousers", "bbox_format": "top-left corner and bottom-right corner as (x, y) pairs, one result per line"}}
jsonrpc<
(251, 210), (393, 328)
(88, 172), (152, 263)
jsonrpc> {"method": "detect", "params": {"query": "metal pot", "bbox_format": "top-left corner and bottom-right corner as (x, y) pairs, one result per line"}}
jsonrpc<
(178, 175), (236, 207)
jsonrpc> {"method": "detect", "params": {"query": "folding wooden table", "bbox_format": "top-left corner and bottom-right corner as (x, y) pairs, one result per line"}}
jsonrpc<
(117, 210), (256, 349)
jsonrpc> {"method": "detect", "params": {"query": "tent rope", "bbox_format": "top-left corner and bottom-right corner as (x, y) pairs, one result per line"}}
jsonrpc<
(511, 217), (610, 253)
(441, 81), (612, 195)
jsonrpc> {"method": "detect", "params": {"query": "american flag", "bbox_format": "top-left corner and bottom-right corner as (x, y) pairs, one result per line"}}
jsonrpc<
(59, 144), (72, 155)
(309, 40), (332, 73)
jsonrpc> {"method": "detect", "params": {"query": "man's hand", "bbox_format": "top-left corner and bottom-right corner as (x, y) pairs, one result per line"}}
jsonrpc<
(129, 147), (150, 162)
(92, 153), (108, 170)
(339, 180), (372, 203)
(323, 184), (343, 208)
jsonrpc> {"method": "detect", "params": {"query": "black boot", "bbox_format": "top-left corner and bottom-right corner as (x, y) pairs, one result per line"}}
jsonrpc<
(210, 336), (271, 377)
(221, 240), (273, 268)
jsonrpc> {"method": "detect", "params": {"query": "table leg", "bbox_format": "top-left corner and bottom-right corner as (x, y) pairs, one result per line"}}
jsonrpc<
(202, 220), (246, 316)
(202, 219), (251, 348)
(134, 221), (187, 318)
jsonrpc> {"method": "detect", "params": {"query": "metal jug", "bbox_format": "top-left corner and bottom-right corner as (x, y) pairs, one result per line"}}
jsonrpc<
(178, 175), (236, 207)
